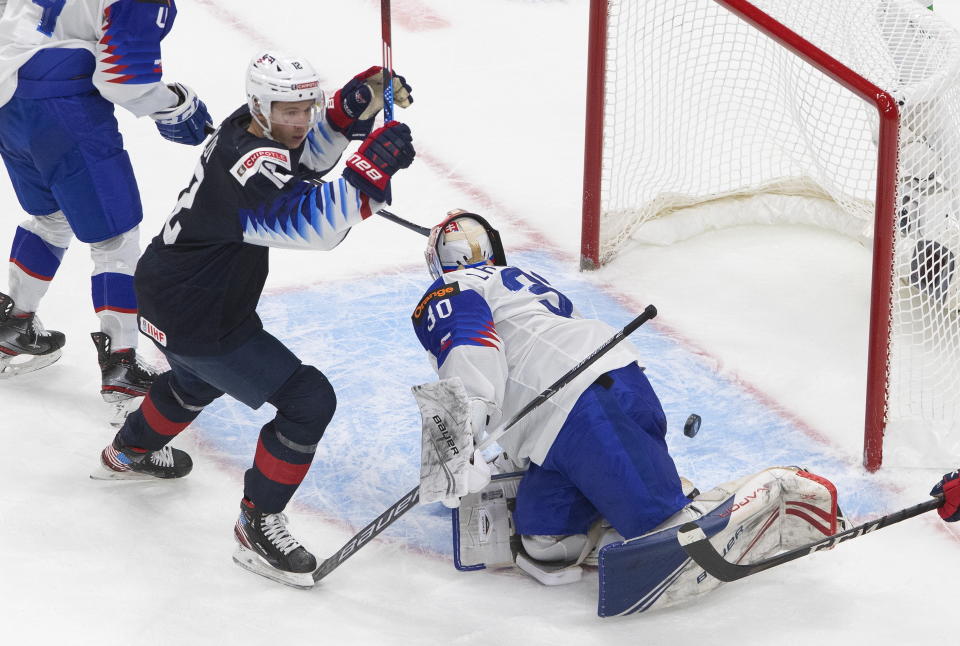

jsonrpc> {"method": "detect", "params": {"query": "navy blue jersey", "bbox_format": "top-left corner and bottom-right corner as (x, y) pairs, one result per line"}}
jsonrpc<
(135, 105), (378, 355)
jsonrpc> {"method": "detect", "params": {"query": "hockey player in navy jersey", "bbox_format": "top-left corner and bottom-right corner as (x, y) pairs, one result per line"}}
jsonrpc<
(0, 0), (212, 424)
(92, 50), (415, 588)
(412, 212), (845, 610)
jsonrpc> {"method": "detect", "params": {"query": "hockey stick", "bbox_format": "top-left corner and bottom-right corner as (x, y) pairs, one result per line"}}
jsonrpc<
(677, 494), (944, 582)
(376, 208), (430, 236)
(476, 304), (658, 452)
(312, 304), (658, 583)
(381, 0), (395, 122)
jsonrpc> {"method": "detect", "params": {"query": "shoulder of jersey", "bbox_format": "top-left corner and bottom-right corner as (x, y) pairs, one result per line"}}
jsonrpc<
(216, 106), (295, 186)
(411, 277), (462, 323)
(454, 265), (506, 288)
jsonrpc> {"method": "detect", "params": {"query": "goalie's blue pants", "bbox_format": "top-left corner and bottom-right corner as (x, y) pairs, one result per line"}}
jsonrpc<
(513, 362), (689, 539)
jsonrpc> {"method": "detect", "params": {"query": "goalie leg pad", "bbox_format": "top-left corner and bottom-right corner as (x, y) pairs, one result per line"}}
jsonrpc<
(597, 466), (841, 617)
(453, 472), (585, 584)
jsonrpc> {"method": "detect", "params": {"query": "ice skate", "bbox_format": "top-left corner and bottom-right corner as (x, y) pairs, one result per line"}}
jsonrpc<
(0, 292), (65, 378)
(91, 332), (160, 426)
(91, 431), (193, 480)
(233, 498), (317, 589)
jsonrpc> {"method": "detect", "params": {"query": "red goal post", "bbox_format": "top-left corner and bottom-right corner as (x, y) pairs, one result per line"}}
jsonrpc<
(581, 0), (960, 471)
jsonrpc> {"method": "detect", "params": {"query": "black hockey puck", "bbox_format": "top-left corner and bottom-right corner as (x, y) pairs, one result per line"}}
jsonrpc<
(683, 413), (701, 438)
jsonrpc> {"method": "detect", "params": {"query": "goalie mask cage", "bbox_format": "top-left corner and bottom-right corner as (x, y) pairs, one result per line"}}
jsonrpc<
(581, 0), (960, 471)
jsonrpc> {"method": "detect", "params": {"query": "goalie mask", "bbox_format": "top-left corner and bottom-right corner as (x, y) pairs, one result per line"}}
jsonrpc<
(246, 50), (325, 137)
(426, 210), (507, 280)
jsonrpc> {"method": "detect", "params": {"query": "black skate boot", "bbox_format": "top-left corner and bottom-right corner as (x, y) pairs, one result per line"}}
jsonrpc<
(0, 292), (65, 378)
(233, 498), (317, 589)
(91, 332), (160, 426)
(92, 431), (193, 481)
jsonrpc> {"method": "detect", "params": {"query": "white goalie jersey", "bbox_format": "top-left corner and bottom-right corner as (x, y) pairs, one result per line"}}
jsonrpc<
(411, 264), (644, 465)
(0, 0), (179, 114)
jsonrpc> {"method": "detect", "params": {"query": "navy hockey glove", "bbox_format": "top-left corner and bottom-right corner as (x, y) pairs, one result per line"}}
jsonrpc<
(326, 67), (413, 140)
(151, 83), (214, 146)
(931, 470), (960, 522)
(342, 121), (415, 204)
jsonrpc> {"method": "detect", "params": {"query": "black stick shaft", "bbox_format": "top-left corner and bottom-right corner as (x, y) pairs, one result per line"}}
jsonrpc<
(679, 495), (943, 582)
(377, 209), (430, 236)
(313, 305), (658, 582)
(478, 304), (657, 451)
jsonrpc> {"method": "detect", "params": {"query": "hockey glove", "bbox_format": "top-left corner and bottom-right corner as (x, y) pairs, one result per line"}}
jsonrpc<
(342, 121), (415, 204)
(326, 67), (413, 140)
(931, 470), (960, 522)
(150, 83), (214, 146)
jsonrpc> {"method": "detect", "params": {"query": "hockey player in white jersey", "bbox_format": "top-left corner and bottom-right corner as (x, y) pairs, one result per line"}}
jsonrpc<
(0, 0), (212, 424)
(93, 50), (415, 588)
(412, 211), (845, 613)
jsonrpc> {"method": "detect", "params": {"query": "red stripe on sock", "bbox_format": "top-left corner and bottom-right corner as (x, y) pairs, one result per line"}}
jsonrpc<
(253, 437), (311, 486)
(10, 258), (53, 281)
(94, 305), (138, 314)
(140, 394), (191, 437)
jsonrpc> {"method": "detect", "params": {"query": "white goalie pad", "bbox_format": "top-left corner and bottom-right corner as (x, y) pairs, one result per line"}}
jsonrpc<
(452, 472), (525, 571)
(412, 378), (490, 505)
(597, 466), (842, 617)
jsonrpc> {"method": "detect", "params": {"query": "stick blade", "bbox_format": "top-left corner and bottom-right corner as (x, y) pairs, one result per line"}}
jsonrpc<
(677, 522), (753, 582)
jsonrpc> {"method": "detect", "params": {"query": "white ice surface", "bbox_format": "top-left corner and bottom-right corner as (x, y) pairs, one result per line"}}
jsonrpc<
(1, 1), (959, 644)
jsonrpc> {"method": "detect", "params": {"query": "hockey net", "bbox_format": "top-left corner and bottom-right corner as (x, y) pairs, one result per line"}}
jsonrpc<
(581, 0), (960, 470)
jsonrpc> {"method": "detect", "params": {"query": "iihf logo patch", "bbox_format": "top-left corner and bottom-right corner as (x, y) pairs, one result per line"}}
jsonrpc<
(139, 316), (167, 347)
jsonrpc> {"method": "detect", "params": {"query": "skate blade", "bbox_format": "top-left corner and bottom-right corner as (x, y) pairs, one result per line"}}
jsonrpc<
(232, 546), (316, 590)
(89, 461), (156, 481)
(0, 349), (62, 379)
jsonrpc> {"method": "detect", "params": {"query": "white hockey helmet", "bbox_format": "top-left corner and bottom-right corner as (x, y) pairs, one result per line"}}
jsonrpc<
(426, 210), (507, 280)
(246, 50), (325, 136)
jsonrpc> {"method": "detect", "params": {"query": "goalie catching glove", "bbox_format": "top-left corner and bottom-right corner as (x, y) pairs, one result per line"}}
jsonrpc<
(150, 83), (213, 146)
(326, 66), (413, 140)
(931, 470), (960, 522)
(412, 378), (493, 508)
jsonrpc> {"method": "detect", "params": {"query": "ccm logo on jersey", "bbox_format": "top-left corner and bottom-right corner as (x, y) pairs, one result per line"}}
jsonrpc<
(231, 148), (292, 186)
(139, 316), (167, 347)
(412, 283), (461, 324)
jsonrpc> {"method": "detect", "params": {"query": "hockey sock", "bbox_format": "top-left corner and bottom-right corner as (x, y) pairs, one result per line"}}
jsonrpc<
(244, 422), (317, 513)
(117, 372), (206, 450)
(8, 225), (67, 313)
(91, 229), (141, 350)
(91, 272), (138, 349)
(244, 366), (335, 512)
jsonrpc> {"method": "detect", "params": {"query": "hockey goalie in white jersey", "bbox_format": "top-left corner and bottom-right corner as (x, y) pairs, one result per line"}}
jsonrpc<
(410, 211), (846, 616)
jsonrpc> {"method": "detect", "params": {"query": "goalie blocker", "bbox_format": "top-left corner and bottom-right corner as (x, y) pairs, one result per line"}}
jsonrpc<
(451, 466), (844, 617)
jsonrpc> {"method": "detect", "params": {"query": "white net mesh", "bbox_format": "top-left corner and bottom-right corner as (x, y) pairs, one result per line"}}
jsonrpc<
(595, 0), (960, 467)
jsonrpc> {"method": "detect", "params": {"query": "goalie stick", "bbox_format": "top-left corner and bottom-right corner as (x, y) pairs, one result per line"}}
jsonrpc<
(312, 304), (659, 583)
(677, 494), (944, 582)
